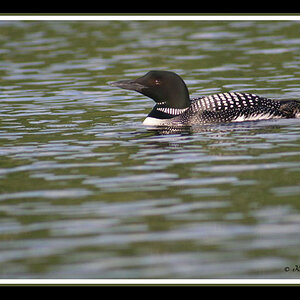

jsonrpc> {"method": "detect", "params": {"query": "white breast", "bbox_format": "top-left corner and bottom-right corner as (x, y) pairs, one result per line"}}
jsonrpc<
(143, 117), (168, 126)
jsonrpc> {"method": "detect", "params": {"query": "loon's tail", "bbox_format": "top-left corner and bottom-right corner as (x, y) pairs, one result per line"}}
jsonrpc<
(279, 100), (300, 118)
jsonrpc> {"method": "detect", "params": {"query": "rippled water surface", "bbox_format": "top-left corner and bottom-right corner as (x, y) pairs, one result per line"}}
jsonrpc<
(1, 20), (300, 279)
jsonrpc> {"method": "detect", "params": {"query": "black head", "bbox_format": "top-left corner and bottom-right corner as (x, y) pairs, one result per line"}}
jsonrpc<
(109, 70), (191, 109)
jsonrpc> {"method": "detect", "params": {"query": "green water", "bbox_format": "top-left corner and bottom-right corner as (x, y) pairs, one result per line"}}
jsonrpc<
(1, 20), (300, 278)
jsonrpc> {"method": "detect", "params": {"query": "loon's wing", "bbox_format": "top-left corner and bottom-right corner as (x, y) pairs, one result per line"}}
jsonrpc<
(187, 92), (300, 124)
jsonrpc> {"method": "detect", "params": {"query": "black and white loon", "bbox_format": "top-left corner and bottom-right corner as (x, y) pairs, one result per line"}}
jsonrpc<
(110, 70), (300, 126)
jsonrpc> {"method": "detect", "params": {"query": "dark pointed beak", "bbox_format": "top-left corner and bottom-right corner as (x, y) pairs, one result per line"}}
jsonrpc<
(109, 79), (145, 92)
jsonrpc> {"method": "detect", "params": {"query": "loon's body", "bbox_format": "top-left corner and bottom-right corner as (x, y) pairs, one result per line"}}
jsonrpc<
(143, 92), (300, 126)
(110, 71), (300, 126)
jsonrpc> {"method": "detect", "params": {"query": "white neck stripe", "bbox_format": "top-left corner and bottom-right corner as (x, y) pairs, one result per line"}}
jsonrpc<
(156, 107), (189, 115)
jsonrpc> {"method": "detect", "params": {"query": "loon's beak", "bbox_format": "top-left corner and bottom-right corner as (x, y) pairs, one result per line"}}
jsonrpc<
(109, 79), (145, 92)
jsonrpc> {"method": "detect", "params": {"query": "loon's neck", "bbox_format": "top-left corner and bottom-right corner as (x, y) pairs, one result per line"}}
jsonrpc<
(143, 104), (189, 126)
(148, 104), (189, 118)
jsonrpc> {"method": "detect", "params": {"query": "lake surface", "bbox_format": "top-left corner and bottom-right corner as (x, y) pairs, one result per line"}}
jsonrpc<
(1, 19), (300, 279)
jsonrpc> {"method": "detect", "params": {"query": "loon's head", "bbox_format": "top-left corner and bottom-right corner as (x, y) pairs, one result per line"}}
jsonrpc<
(110, 70), (191, 109)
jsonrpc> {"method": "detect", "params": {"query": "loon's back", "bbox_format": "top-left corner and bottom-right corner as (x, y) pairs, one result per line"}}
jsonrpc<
(155, 92), (300, 126)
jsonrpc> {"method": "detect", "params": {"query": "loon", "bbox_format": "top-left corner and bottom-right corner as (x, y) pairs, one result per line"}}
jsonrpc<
(110, 70), (300, 126)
